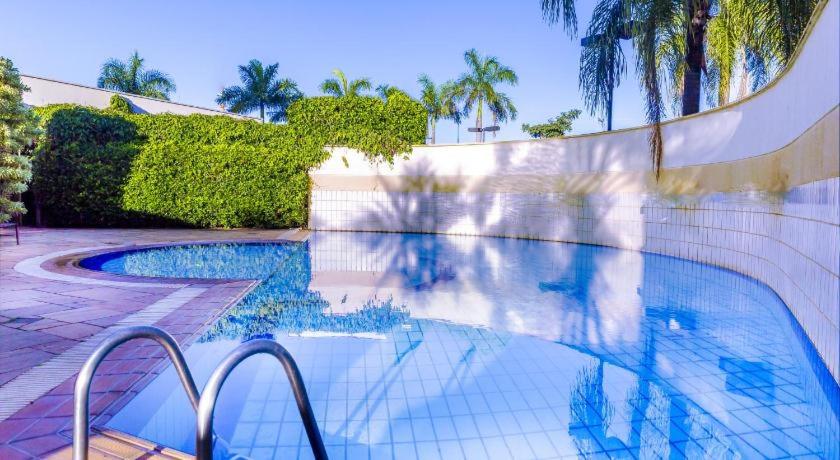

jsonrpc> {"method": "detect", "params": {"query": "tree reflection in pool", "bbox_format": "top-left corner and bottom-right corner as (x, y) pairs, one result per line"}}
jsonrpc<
(93, 232), (838, 459)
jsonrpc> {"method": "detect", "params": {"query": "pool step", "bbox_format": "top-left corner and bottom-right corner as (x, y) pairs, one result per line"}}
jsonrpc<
(48, 427), (191, 459)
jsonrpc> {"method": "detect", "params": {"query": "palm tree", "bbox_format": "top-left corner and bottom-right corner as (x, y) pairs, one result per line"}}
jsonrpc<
(417, 75), (462, 144)
(455, 49), (519, 142)
(320, 69), (372, 97)
(216, 60), (303, 123)
(543, 0), (817, 176)
(577, 0), (629, 130)
(97, 51), (176, 100)
(488, 92), (518, 139)
(441, 82), (466, 143)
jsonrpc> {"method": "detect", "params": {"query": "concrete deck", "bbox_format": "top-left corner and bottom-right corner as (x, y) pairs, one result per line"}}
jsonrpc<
(0, 227), (303, 459)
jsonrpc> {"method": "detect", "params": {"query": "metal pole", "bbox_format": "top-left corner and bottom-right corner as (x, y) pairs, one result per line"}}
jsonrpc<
(73, 326), (200, 460)
(196, 340), (327, 460)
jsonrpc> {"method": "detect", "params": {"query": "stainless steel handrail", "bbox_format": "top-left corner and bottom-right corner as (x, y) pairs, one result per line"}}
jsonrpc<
(73, 326), (200, 460)
(195, 339), (327, 460)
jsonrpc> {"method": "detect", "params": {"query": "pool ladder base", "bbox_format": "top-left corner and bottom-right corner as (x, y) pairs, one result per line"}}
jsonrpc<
(72, 326), (327, 460)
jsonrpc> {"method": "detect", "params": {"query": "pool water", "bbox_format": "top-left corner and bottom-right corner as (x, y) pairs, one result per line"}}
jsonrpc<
(89, 232), (839, 459)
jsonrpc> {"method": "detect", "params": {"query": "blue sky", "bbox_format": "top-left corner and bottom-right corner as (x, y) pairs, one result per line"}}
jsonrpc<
(2, 0), (652, 142)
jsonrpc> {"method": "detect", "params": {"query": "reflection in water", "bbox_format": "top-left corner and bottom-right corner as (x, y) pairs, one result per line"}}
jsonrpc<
(101, 232), (839, 459)
(201, 296), (409, 341)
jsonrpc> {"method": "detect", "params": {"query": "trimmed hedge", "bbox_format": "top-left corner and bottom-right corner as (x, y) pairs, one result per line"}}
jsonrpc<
(123, 141), (323, 228)
(287, 93), (427, 163)
(31, 95), (425, 228)
(31, 106), (145, 226)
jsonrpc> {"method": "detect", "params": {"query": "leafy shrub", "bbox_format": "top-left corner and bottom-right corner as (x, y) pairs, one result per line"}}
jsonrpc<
(30, 94), (425, 228)
(123, 141), (326, 228)
(287, 93), (426, 163)
(108, 94), (133, 114)
(31, 106), (144, 226)
(521, 109), (582, 138)
(131, 112), (289, 148)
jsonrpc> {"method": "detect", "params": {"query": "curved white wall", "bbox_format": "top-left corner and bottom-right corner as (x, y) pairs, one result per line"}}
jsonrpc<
(310, 0), (840, 382)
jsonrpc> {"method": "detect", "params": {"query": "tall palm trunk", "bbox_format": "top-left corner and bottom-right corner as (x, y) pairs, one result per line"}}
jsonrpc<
(430, 117), (436, 144)
(259, 102), (265, 123)
(682, 0), (710, 115)
(492, 113), (498, 139)
(737, 54), (750, 100)
(475, 99), (483, 142)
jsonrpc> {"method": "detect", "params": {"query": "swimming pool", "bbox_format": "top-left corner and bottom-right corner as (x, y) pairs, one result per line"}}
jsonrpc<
(84, 232), (839, 459)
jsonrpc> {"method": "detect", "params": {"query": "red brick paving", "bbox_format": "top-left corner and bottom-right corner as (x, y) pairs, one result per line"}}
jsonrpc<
(0, 227), (289, 458)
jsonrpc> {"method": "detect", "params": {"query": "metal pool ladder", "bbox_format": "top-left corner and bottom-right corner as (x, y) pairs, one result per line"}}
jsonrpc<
(73, 326), (328, 460)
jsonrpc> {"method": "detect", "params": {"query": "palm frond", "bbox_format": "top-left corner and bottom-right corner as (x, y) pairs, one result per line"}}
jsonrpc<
(541, 0), (579, 37)
(348, 77), (372, 96)
(631, 0), (677, 179)
(320, 78), (343, 97)
(96, 52), (174, 100)
(579, 0), (628, 123)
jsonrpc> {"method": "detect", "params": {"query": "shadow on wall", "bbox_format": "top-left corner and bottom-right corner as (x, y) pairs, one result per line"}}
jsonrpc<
(352, 140), (643, 247)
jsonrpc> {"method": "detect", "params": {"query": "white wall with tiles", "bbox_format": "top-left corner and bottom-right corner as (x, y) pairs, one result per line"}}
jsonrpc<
(310, 179), (840, 383)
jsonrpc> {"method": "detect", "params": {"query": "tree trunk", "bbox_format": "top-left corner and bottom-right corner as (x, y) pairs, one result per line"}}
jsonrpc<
(492, 113), (498, 139)
(737, 53), (750, 100)
(260, 102), (265, 123)
(475, 100), (483, 143)
(431, 118), (436, 144)
(681, 0), (709, 116)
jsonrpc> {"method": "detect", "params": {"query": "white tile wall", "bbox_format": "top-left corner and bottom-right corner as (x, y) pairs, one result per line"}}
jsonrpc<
(310, 177), (840, 383)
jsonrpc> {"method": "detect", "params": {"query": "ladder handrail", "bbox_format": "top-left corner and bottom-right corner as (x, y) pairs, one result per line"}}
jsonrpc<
(73, 326), (200, 460)
(195, 339), (328, 460)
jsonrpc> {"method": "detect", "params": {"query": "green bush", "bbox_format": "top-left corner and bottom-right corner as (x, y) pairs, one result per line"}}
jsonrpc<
(108, 94), (133, 114)
(287, 93), (426, 163)
(123, 141), (325, 228)
(30, 95), (425, 228)
(31, 106), (144, 226)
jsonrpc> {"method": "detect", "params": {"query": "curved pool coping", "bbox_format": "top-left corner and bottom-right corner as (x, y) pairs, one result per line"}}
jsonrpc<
(13, 239), (302, 288)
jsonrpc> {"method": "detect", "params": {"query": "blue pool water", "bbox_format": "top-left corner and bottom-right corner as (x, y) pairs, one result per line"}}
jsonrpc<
(88, 232), (839, 459)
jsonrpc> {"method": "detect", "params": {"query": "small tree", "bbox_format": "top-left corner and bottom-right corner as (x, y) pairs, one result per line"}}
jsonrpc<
(97, 51), (176, 100)
(521, 110), (582, 138)
(217, 60), (303, 123)
(0, 57), (38, 223)
(455, 49), (518, 142)
(320, 69), (372, 98)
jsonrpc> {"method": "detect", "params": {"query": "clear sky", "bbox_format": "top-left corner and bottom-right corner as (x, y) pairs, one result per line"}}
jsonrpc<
(2, 0), (655, 143)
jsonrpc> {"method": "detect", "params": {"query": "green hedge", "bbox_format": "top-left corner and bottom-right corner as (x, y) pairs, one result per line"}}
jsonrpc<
(30, 95), (425, 228)
(287, 93), (427, 163)
(123, 141), (323, 228)
(31, 106), (145, 226)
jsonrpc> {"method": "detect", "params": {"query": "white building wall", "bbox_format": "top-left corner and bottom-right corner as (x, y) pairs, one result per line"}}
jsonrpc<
(21, 75), (256, 119)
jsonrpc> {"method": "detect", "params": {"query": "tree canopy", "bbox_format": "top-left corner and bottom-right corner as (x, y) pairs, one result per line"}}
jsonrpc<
(0, 57), (38, 223)
(522, 109), (582, 138)
(455, 49), (519, 142)
(97, 51), (176, 100)
(320, 69), (372, 98)
(216, 60), (303, 123)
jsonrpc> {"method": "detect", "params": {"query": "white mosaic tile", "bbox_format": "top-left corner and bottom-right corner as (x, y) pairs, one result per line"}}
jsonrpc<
(310, 178), (840, 383)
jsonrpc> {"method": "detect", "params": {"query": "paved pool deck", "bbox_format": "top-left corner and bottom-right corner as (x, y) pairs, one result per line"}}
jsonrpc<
(0, 227), (306, 459)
